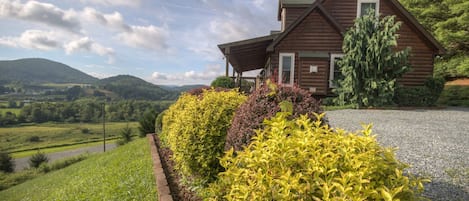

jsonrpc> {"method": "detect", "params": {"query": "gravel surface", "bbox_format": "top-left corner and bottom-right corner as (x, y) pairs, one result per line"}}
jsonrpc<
(327, 107), (469, 201)
(14, 143), (116, 172)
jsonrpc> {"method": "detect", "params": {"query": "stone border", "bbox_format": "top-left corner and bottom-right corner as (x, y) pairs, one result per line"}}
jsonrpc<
(147, 134), (173, 201)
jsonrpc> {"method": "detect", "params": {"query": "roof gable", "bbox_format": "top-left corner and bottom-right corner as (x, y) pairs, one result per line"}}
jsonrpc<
(269, 1), (345, 52)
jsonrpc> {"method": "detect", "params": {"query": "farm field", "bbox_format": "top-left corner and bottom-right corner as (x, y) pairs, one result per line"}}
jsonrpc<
(0, 122), (138, 154)
(0, 108), (21, 115)
(0, 138), (157, 200)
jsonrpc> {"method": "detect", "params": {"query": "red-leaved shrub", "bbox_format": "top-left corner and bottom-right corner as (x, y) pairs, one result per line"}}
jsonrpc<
(225, 81), (325, 152)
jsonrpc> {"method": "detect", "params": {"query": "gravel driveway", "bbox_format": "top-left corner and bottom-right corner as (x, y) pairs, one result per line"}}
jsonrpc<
(14, 143), (116, 172)
(327, 108), (469, 201)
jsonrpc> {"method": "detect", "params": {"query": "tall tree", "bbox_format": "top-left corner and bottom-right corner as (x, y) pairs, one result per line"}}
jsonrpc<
(334, 12), (410, 107)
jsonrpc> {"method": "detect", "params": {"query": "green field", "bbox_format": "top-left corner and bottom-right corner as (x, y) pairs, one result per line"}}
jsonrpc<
(0, 108), (21, 115)
(0, 138), (157, 200)
(0, 122), (138, 153)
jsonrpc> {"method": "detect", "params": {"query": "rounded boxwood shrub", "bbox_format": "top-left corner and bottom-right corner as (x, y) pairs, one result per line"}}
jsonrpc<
(225, 80), (323, 152)
(206, 113), (428, 200)
(211, 76), (235, 89)
(161, 88), (246, 187)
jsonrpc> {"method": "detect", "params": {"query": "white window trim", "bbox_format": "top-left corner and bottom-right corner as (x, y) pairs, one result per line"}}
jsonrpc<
(279, 53), (295, 86)
(357, 0), (380, 17)
(329, 53), (344, 88)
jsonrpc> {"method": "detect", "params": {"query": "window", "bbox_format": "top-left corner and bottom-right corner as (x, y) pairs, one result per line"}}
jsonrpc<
(329, 54), (344, 88)
(279, 53), (295, 86)
(357, 0), (379, 17)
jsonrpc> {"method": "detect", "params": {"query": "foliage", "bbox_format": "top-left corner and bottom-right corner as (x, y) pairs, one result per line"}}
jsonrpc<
(154, 110), (165, 134)
(205, 113), (428, 200)
(394, 77), (445, 106)
(334, 12), (410, 107)
(437, 85), (469, 107)
(28, 151), (49, 168)
(98, 75), (177, 100)
(399, 0), (468, 78)
(0, 139), (157, 201)
(161, 89), (246, 188)
(118, 125), (133, 145)
(211, 76), (235, 88)
(434, 55), (469, 78)
(226, 80), (323, 152)
(0, 151), (14, 173)
(0, 169), (40, 191)
(138, 110), (157, 137)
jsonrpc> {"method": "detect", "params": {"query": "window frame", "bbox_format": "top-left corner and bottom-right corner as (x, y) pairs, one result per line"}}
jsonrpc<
(329, 53), (344, 88)
(357, 0), (380, 17)
(278, 53), (295, 86)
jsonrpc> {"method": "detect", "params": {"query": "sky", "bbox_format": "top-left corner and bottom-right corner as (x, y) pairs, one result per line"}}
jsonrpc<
(0, 0), (279, 85)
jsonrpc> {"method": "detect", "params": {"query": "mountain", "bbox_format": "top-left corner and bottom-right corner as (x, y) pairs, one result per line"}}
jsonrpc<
(0, 58), (98, 84)
(98, 75), (177, 100)
(159, 84), (207, 92)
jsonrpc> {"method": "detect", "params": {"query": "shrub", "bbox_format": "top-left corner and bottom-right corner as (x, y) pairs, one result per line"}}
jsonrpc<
(138, 110), (157, 137)
(28, 151), (49, 168)
(154, 110), (165, 134)
(225, 80), (323, 152)
(205, 113), (428, 200)
(0, 151), (14, 173)
(119, 125), (133, 144)
(394, 77), (445, 106)
(161, 88), (246, 188)
(81, 128), (90, 134)
(210, 76), (235, 89)
(437, 85), (469, 107)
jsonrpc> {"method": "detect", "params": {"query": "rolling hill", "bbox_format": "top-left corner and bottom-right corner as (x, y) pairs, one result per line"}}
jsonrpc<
(97, 75), (177, 100)
(0, 58), (98, 84)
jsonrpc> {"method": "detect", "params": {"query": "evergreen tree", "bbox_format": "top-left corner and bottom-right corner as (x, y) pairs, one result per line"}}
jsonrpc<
(334, 12), (410, 107)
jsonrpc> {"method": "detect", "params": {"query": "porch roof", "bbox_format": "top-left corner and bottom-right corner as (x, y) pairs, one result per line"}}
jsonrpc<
(218, 34), (278, 73)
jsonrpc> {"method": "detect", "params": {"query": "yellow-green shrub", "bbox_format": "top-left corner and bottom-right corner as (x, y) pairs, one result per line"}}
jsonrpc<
(205, 112), (428, 200)
(161, 88), (246, 187)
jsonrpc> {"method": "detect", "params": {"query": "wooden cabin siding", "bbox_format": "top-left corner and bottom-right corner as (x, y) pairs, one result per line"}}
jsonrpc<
(285, 7), (307, 29)
(299, 58), (329, 95)
(322, 0), (437, 86)
(271, 10), (343, 90)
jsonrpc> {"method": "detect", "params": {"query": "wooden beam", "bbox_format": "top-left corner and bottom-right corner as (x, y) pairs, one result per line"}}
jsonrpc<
(225, 54), (229, 77)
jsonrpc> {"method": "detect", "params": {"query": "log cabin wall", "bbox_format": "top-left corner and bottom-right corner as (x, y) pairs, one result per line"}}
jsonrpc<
(322, 0), (438, 86)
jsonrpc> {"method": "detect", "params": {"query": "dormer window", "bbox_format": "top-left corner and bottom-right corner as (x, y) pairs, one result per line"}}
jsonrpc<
(357, 0), (379, 17)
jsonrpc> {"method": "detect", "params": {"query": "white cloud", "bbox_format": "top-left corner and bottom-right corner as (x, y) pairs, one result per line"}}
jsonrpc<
(151, 72), (168, 80)
(150, 64), (223, 85)
(0, 0), (81, 32)
(118, 25), (169, 51)
(0, 30), (61, 50)
(82, 7), (130, 31)
(80, 0), (141, 7)
(87, 71), (114, 79)
(65, 37), (115, 64)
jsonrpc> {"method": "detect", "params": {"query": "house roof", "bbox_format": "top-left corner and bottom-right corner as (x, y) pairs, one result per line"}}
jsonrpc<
(218, 34), (278, 73)
(278, 0), (315, 20)
(269, 1), (345, 52)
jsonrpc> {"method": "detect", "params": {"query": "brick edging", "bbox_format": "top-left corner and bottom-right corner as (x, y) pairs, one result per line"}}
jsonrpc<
(147, 133), (173, 201)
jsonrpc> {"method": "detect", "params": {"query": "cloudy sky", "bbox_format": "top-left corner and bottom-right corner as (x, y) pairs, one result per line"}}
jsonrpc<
(0, 0), (279, 85)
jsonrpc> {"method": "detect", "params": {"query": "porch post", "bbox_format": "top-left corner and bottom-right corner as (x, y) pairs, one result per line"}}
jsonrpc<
(225, 54), (229, 77)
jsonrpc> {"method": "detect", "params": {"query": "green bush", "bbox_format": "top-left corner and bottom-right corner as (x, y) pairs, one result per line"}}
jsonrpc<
(394, 77), (445, 106)
(205, 113), (428, 200)
(138, 110), (157, 137)
(0, 151), (14, 173)
(28, 151), (49, 168)
(119, 125), (133, 144)
(161, 88), (246, 188)
(438, 85), (469, 107)
(154, 110), (165, 134)
(225, 80), (323, 152)
(210, 76), (235, 89)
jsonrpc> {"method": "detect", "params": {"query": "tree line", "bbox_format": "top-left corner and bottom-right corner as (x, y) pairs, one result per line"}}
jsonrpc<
(0, 99), (173, 126)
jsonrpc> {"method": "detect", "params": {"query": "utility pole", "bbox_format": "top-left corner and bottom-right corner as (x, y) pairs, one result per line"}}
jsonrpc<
(102, 102), (106, 152)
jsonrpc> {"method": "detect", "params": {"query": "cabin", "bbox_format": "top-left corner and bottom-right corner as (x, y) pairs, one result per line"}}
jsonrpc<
(218, 0), (444, 96)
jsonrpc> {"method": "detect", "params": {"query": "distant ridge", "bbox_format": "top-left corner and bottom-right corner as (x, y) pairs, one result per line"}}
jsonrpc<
(98, 75), (176, 100)
(0, 58), (98, 84)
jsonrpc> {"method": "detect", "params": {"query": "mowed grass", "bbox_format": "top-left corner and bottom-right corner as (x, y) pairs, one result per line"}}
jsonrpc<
(0, 122), (138, 153)
(0, 138), (157, 201)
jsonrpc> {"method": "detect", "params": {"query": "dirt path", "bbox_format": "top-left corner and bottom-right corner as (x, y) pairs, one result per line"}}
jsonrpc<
(14, 143), (117, 171)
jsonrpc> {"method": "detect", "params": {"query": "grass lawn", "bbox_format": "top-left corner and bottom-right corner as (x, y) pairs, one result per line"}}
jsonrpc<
(0, 138), (157, 201)
(0, 122), (138, 153)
